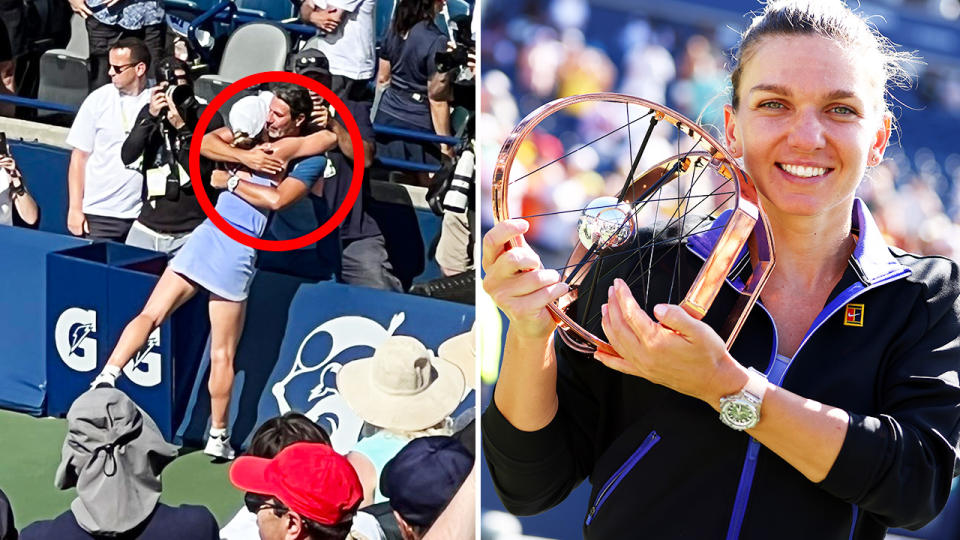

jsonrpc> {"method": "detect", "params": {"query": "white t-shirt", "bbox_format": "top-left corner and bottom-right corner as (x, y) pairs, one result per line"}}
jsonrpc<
(219, 507), (386, 540)
(307, 0), (376, 80)
(66, 83), (151, 219)
(0, 168), (13, 226)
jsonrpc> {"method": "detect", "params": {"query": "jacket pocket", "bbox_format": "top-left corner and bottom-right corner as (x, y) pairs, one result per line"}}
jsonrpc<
(586, 430), (661, 526)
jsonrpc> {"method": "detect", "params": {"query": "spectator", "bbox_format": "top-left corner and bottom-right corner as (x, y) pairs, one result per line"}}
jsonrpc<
(420, 463), (474, 540)
(0, 0), (25, 117)
(432, 152), (474, 279)
(121, 57), (224, 254)
(255, 54), (340, 282)
(271, 49), (402, 290)
(379, 436), (473, 540)
(90, 85), (335, 462)
(66, 37), (152, 242)
(375, 0), (455, 183)
(337, 335), (465, 506)
(0, 152), (39, 227)
(228, 442), (363, 540)
(220, 412), (385, 540)
(69, 0), (165, 89)
(0, 487), (14, 540)
(300, 0), (376, 102)
(20, 387), (218, 539)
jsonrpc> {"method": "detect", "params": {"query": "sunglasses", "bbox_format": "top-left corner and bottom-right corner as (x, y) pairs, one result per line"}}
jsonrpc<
(244, 493), (289, 516)
(108, 62), (138, 75)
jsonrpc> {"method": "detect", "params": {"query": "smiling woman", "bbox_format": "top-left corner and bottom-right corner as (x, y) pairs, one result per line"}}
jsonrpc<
(480, 1), (960, 538)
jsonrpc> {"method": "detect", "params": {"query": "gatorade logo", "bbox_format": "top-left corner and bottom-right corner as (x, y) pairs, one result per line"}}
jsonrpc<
(55, 307), (98, 372)
(55, 307), (162, 387)
(124, 327), (162, 387)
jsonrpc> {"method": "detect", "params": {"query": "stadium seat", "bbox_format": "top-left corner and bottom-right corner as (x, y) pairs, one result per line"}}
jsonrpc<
(235, 0), (297, 21)
(375, 0), (395, 43)
(436, 0), (470, 36)
(37, 14), (89, 119)
(194, 21), (290, 106)
(163, 0), (217, 16)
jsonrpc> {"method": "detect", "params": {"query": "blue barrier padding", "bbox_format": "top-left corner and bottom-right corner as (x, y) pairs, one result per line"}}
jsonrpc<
(0, 227), (88, 414)
(201, 280), (473, 452)
(44, 242), (209, 439)
(373, 124), (459, 146)
(0, 95), (78, 114)
(10, 141), (72, 235)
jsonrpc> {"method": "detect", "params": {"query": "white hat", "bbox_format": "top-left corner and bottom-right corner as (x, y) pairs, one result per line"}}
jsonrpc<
(337, 336), (465, 432)
(229, 91), (274, 138)
(438, 325), (475, 394)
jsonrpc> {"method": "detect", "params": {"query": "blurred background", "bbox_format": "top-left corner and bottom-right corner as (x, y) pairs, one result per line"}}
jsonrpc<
(477, 0), (960, 538)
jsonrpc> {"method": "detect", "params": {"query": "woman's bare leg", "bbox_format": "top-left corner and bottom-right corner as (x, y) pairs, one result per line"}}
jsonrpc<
(105, 269), (198, 370)
(207, 294), (246, 430)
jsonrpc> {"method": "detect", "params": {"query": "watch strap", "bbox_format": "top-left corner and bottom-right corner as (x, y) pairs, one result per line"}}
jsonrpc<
(741, 367), (767, 403)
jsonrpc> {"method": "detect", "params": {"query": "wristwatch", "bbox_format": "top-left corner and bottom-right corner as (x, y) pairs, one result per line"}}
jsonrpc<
(719, 367), (767, 431)
(227, 174), (240, 193)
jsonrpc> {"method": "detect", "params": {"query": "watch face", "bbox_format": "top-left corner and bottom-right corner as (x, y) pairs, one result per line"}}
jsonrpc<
(721, 399), (759, 430)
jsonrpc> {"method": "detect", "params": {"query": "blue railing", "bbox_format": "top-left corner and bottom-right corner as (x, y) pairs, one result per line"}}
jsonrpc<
(373, 124), (459, 146)
(371, 124), (459, 173)
(0, 95), (78, 114)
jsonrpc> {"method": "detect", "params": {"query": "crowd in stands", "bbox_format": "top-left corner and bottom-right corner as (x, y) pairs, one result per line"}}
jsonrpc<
(0, 330), (475, 539)
(479, 0), (960, 262)
(0, 0), (477, 294)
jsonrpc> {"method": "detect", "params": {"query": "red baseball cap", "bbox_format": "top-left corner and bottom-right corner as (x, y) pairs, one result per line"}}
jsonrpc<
(229, 442), (362, 525)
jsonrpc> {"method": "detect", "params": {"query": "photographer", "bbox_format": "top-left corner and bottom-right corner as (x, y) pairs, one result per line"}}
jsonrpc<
(121, 57), (224, 254)
(0, 145), (39, 227)
(374, 0), (455, 186)
(434, 14), (476, 112)
(418, 21), (475, 300)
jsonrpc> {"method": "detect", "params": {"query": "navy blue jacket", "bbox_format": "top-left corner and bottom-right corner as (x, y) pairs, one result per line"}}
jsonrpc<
(20, 503), (218, 540)
(483, 199), (960, 539)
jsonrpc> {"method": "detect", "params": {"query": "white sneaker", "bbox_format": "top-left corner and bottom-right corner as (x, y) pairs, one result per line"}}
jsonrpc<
(203, 433), (235, 460)
(90, 372), (117, 389)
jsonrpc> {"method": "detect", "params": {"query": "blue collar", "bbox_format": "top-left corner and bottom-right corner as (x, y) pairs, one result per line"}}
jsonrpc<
(685, 198), (908, 288)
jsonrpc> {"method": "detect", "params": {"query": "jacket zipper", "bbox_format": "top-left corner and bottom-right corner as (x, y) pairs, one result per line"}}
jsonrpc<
(724, 269), (911, 539)
(586, 430), (661, 526)
(725, 301), (779, 540)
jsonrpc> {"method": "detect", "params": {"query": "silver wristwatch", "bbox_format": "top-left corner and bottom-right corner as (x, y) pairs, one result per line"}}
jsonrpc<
(719, 367), (767, 431)
(227, 174), (240, 193)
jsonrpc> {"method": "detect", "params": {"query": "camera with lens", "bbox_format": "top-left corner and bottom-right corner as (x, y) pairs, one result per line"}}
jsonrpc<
(157, 61), (199, 126)
(434, 14), (474, 74)
(427, 123), (475, 215)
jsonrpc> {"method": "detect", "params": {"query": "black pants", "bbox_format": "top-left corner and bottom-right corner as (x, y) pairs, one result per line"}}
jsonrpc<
(330, 74), (373, 102)
(85, 214), (134, 243)
(86, 17), (165, 89)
